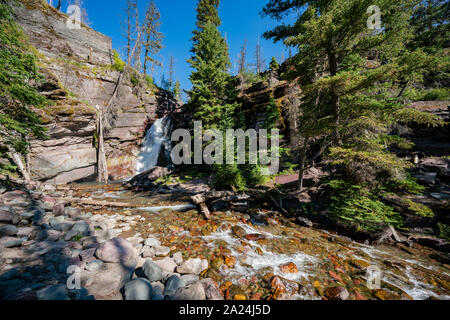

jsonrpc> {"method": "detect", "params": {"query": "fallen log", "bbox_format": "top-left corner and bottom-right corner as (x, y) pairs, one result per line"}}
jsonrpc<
(191, 193), (211, 219)
(55, 198), (137, 208)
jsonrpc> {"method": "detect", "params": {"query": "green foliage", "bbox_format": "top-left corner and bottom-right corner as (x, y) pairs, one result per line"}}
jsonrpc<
(437, 223), (450, 241)
(0, 1), (47, 173)
(402, 198), (434, 218)
(403, 87), (450, 102)
(386, 174), (425, 194)
(269, 56), (279, 72)
(214, 163), (247, 192)
(265, 97), (280, 129)
(188, 20), (237, 130)
(327, 179), (403, 231)
(421, 88), (450, 101)
(112, 49), (125, 72)
(409, 0), (449, 53)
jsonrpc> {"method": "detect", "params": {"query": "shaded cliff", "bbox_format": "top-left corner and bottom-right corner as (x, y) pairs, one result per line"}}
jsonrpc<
(11, 0), (181, 184)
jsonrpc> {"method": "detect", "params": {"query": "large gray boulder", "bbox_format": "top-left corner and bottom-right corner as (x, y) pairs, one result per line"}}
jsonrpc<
(164, 275), (185, 297)
(143, 260), (164, 282)
(95, 238), (136, 263)
(172, 281), (206, 301)
(124, 278), (153, 300)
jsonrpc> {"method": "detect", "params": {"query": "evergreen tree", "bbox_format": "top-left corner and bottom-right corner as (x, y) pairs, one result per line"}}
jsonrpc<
(269, 56), (279, 72)
(187, 5), (237, 130)
(192, 0), (221, 42)
(0, 1), (47, 178)
(262, 0), (445, 230)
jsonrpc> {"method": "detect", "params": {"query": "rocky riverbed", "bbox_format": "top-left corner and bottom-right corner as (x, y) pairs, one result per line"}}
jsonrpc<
(0, 183), (449, 300)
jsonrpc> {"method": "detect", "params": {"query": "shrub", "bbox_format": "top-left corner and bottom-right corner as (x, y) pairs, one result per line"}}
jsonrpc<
(111, 50), (125, 72)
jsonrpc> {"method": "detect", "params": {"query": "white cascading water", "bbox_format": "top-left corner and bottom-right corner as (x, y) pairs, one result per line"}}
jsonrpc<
(135, 116), (173, 175)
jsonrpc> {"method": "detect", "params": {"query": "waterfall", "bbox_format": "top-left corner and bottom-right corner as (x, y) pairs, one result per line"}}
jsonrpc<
(135, 116), (173, 175)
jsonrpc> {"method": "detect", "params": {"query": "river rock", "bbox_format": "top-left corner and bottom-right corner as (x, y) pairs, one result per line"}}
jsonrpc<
(37, 284), (70, 300)
(82, 260), (136, 300)
(176, 258), (209, 275)
(141, 246), (155, 258)
(52, 203), (65, 217)
(0, 224), (18, 237)
(173, 252), (183, 265)
(231, 226), (246, 238)
(271, 276), (300, 300)
(201, 278), (224, 300)
(66, 207), (83, 219)
(143, 260), (164, 282)
(0, 279), (25, 299)
(17, 227), (33, 239)
(151, 281), (165, 300)
(0, 237), (25, 248)
(296, 216), (314, 228)
(0, 210), (14, 223)
(324, 286), (349, 300)
(154, 246), (170, 257)
(154, 257), (177, 273)
(172, 281), (206, 300)
(164, 275), (186, 297)
(95, 237), (136, 263)
(85, 259), (104, 272)
(144, 237), (161, 247)
(180, 274), (200, 286)
(124, 278), (152, 300)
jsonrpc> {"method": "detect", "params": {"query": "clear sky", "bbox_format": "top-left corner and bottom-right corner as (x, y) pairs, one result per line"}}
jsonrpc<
(57, 0), (298, 101)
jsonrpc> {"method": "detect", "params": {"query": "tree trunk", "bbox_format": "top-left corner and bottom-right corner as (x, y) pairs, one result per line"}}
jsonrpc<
(328, 51), (342, 146)
(6, 146), (31, 184)
(97, 111), (108, 183)
(298, 138), (308, 191)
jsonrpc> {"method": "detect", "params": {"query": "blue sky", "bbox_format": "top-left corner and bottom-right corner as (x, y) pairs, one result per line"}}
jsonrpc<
(58, 1), (298, 100)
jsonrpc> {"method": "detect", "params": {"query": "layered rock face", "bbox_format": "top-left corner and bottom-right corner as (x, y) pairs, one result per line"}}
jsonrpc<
(237, 68), (303, 158)
(12, 0), (181, 184)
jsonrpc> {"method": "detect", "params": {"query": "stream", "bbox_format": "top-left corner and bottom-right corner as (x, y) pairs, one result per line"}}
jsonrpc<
(62, 183), (450, 300)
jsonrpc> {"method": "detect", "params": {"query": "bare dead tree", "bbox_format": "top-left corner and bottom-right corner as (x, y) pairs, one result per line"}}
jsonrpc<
(238, 39), (248, 75)
(142, 1), (164, 76)
(168, 56), (175, 90)
(122, 0), (138, 63)
(255, 35), (266, 74)
(67, 0), (91, 27)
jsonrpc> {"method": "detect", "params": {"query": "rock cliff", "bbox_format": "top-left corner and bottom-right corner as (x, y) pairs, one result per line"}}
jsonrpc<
(11, 0), (181, 184)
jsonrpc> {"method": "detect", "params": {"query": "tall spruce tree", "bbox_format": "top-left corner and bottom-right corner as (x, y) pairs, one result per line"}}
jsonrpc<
(262, 0), (446, 230)
(187, 0), (237, 130)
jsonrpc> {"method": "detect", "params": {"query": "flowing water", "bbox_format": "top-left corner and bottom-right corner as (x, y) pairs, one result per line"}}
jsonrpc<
(135, 116), (173, 175)
(64, 183), (450, 300)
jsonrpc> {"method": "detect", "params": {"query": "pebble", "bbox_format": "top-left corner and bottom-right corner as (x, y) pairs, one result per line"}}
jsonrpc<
(0, 224), (18, 237)
(154, 246), (170, 257)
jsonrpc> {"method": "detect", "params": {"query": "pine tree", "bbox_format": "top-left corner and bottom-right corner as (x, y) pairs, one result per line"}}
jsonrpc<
(192, 0), (221, 42)
(142, 1), (164, 76)
(188, 0), (237, 130)
(262, 0), (445, 230)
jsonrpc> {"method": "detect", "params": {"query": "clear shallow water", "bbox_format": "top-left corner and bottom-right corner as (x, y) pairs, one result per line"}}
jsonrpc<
(63, 184), (450, 300)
